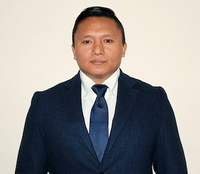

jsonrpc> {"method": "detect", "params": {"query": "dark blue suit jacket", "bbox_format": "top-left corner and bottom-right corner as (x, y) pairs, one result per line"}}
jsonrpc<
(15, 71), (187, 174)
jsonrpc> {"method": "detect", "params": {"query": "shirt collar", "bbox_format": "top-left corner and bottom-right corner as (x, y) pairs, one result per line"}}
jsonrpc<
(80, 69), (120, 98)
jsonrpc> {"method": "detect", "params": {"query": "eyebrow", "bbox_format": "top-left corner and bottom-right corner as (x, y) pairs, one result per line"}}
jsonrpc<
(81, 35), (92, 39)
(80, 34), (117, 39)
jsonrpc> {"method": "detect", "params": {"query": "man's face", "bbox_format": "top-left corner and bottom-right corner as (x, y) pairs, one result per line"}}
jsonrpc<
(72, 17), (127, 83)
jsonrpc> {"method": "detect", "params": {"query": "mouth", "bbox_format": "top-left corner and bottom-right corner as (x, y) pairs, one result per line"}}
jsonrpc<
(90, 59), (106, 65)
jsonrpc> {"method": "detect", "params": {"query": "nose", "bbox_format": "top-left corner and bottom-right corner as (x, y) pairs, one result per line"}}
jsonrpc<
(92, 42), (104, 56)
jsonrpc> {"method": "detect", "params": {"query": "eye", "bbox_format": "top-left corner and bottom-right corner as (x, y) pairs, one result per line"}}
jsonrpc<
(83, 40), (91, 44)
(104, 39), (112, 43)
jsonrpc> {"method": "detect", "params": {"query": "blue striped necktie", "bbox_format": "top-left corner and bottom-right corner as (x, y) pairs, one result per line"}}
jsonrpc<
(89, 84), (108, 161)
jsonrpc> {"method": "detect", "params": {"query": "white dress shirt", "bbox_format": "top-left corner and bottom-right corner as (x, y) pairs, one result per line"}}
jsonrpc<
(80, 69), (120, 135)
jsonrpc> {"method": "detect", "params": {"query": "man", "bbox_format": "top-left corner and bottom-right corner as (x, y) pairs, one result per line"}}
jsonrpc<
(15, 6), (187, 174)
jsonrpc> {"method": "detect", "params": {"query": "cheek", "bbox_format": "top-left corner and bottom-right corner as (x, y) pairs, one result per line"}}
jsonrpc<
(76, 48), (91, 59)
(106, 51), (122, 62)
(75, 53), (89, 67)
(106, 45), (123, 55)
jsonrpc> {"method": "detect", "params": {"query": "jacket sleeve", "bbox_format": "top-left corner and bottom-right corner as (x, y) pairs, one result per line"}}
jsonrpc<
(15, 92), (48, 174)
(153, 88), (188, 174)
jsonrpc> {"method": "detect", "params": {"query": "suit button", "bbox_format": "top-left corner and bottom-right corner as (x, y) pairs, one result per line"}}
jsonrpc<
(99, 172), (104, 174)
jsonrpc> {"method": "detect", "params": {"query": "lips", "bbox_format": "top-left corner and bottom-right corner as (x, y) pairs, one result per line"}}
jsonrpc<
(90, 59), (106, 65)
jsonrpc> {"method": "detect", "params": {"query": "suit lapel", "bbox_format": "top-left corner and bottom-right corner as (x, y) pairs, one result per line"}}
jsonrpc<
(104, 72), (139, 159)
(61, 71), (138, 162)
(62, 73), (99, 162)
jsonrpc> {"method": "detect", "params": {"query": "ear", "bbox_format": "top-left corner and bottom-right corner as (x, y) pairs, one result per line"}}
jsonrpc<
(122, 42), (127, 57)
(71, 45), (76, 60)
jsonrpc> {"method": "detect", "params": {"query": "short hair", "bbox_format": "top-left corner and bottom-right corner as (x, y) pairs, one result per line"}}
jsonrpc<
(72, 6), (126, 45)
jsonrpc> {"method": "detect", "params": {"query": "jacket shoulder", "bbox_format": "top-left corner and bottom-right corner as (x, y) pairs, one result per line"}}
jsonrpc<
(35, 73), (80, 96)
(120, 71), (164, 93)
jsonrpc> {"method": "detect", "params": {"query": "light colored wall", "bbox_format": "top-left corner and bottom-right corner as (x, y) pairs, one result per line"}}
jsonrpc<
(0, 0), (199, 173)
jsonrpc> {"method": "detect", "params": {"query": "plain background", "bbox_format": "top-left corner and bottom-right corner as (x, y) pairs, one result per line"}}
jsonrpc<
(0, 0), (199, 173)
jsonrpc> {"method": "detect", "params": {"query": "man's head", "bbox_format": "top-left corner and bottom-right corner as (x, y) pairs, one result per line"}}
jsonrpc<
(72, 6), (127, 83)
(72, 6), (126, 45)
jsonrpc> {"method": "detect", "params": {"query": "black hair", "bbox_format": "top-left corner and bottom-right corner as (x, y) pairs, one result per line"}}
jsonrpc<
(72, 6), (126, 45)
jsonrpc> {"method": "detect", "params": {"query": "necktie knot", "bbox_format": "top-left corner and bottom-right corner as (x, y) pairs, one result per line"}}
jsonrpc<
(92, 84), (108, 98)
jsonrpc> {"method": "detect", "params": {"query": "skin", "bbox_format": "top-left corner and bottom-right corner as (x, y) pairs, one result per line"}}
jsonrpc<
(72, 17), (127, 83)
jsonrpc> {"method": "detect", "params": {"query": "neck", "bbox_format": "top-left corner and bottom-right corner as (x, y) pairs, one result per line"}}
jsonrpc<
(89, 75), (111, 84)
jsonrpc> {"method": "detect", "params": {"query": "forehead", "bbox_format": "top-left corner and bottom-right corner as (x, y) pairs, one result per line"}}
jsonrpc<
(75, 17), (120, 34)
